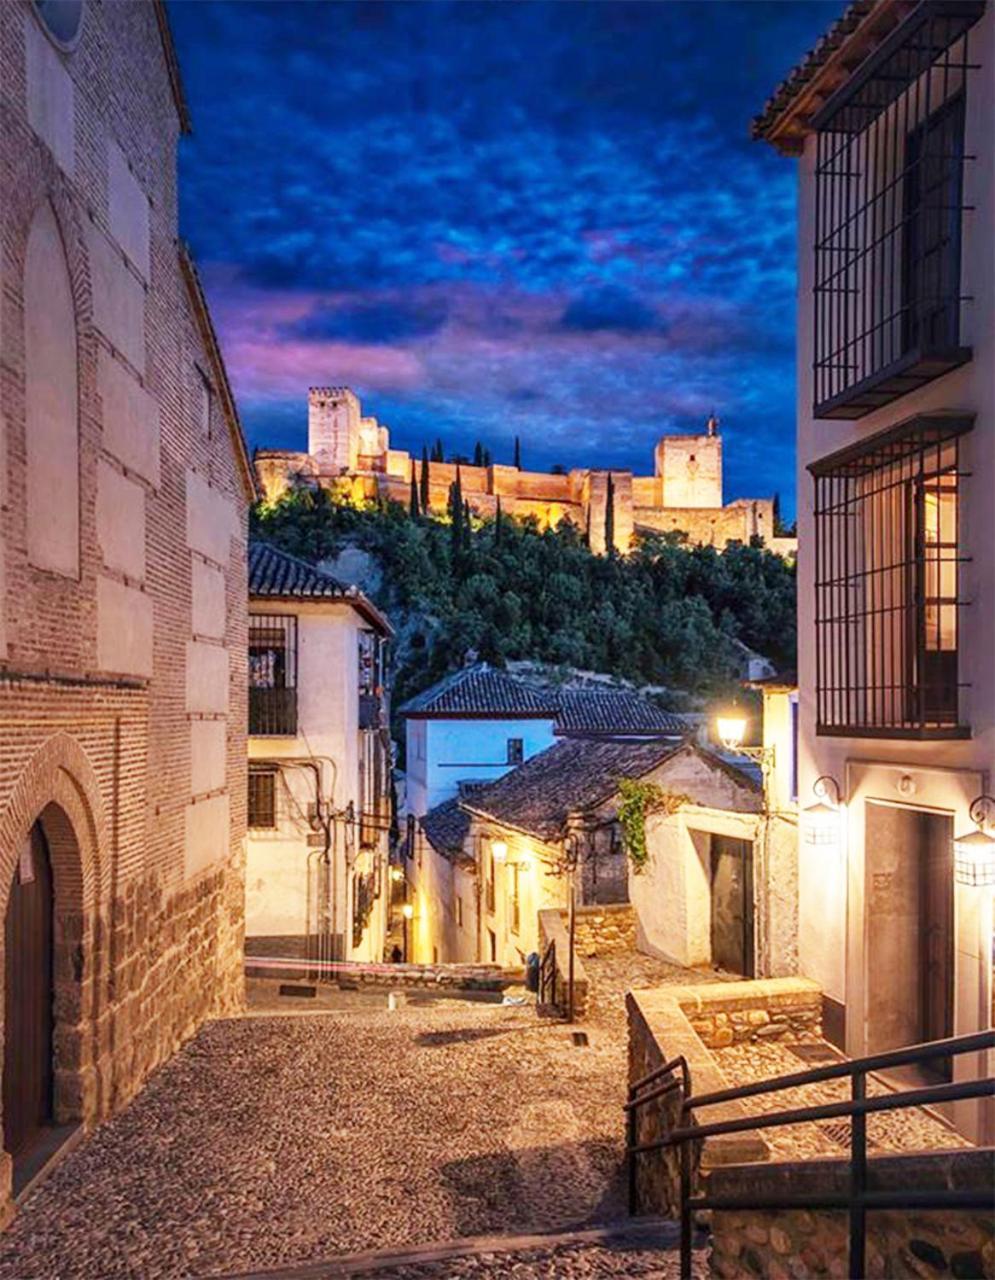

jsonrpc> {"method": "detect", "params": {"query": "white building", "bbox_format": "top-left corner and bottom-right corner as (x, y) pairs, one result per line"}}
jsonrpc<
(246, 543), (393, 964)
(401, 663), (687, 817)
(757, 0), (993, 1142)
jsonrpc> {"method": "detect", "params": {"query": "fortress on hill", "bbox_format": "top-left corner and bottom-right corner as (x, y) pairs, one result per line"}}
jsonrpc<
(255, 388), (796, 557)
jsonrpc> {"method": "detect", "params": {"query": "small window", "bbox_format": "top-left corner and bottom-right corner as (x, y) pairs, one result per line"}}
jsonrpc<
(455, 896), (463, 928)
(248, 767), (277, 829)
(198, 368), (213, 439)
(506, 738), (524, 765)
(34, 0), (84, 49)
(508, 863), (521, 935)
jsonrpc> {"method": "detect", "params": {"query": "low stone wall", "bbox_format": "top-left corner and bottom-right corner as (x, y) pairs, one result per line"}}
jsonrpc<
(708, 1149), (995, 1279)
(538, 909), (589, 1018)
(669, 977), (822, 1048)
(573, 903), (637, 957)
(627, 988), (768, 1217)
(245, 955), (509, 991)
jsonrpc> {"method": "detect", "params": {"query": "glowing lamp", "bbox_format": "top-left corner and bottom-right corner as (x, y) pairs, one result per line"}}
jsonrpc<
(389, 867), (404, 883)
(716, 714), (747, 753)
(954, 796), (995, 886)
(491, 839), (508, 864)
(803, 775), (843, 847)
(401, 903), (414, 920)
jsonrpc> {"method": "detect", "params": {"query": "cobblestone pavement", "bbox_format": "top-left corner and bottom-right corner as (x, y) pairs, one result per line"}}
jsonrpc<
(0, 1002), (637, 1280)
(713, 1040), (972, 1161)
(367, 1238), (709, 1278)
(582, 950), (724, 1028)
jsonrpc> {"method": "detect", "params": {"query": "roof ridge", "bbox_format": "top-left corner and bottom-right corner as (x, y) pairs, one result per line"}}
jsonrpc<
(249, 539), (349, 591)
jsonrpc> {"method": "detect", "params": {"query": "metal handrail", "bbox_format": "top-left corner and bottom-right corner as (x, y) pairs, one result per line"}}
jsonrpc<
(624, 1030), (994, 1280)
(538, 939), (557, 1011)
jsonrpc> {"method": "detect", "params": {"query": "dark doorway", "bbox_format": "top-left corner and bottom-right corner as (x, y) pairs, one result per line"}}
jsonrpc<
(864, 804), (953, 1080)
(709, 835), (755, 977)
(4, 823), (55, 1169)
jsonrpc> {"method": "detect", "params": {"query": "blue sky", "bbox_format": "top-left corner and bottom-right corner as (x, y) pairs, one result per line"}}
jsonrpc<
(170, 1), (839, 518)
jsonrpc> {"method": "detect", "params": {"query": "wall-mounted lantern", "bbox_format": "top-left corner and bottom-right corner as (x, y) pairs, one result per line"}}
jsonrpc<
(954, 796), (995, 887)
(803, 775), (843, 846)
(714, 708), (774, 768)
(491, 839), (508, 864)
(401, 902), (414, 920)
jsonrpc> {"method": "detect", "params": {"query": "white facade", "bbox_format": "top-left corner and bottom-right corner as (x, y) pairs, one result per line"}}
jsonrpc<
(766, 3), (994, 1141)
(405, 716), (557, 817)
(246, 595), (391, 964)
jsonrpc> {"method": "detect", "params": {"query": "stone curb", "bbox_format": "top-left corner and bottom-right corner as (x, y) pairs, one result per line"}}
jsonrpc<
(212, 1217), (680, 1279)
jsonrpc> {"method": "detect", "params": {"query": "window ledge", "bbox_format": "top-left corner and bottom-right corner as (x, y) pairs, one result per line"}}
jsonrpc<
(815, 346), (972, 421)
(816, 724), (971, 741)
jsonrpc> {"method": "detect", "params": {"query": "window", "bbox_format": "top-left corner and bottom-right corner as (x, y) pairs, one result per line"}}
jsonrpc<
(485, 843), (496, 914)
(506, 738), (524, 765)
(810, 413), (971, 738)
(455, 896), (463, 929)
(508, 863), (521, 935)
(249, 615), (297, 735)
(197, 368), (213, 439)
(811, 5), (980, 419)
(358, 630), (385, 695)
(34, 0), (84, 49)
(359, 731), (387, 848)
(248, 767), (277, 829)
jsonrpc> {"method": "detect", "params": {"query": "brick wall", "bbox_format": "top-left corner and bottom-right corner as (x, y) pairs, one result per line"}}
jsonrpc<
(0, 0), (249, 1208)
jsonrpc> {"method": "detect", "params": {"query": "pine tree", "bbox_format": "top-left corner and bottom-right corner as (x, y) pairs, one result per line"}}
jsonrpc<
(409, 469), (420, 518)
(463, 499), (472, 550)
(473, 441), (484, 468)
(450, 465), (464, 556)
(420, 445), (430, 511)
(513, 436), (522, 470)
(495, 496), (503, 544)
(605, 472), (615, 556)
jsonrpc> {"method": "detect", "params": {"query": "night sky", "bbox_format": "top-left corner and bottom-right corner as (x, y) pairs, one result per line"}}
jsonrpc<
(169, 1), (839, 518)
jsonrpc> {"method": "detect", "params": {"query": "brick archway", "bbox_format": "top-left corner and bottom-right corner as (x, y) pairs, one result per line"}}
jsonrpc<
(0, 734), (110, 1205)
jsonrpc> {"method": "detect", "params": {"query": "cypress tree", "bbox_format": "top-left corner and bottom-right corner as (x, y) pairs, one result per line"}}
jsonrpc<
(420, 445), (430, 511)
(450, 465), (464, 555)
(513, 436), (522, 470)
(463, 499), (472, 550)
(495, 496), (503, 543)
(605, 472), (615, 556)
(483, 447), (492, 468)
(473, 441), (484, 468)
(433, 439), (445, 463)
(409, 469), (420, 518)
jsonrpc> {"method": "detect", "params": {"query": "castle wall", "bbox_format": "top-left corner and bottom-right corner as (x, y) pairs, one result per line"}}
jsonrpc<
(656, 433), (722, 509)
(308, 387), (360, 472)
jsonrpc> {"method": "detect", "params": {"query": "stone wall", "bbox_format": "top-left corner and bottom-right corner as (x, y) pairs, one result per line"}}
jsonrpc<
(573, 903), (637, 956)
(538, 909), (589, 1018)
(708, 1150), (995, 1279)
(669, 977), (822, 1048)
(627, 987), (768, 1217)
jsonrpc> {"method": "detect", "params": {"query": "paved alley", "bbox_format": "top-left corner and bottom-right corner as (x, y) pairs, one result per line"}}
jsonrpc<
(0, 1000), (635, 1279)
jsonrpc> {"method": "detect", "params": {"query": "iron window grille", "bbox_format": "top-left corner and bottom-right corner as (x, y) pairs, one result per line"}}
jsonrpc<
(810, 413), (972, 738)
(248, 765), (278, 829)
(358, 730), (387, 848)
(249, 614), (298, 736)
(812, 1), (982, 419)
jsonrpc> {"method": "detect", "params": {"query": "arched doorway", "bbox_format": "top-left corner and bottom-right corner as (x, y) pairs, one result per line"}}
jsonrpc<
(3, 823), (54, 1169)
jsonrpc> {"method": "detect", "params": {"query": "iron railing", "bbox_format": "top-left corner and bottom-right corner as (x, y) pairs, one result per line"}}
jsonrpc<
(538, 939), (558, 1010)
(625, 1029), (994, 1280)
(249, 686), (298, 736)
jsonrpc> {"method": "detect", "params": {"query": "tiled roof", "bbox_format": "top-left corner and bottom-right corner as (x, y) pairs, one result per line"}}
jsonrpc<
(399, 665), (559, 717)
(556, 688), (686, 737)
(400, 664), (687, 737)
(419, 797), (473, 862)
(249, 542), (391, 632)
(462, 738), (682, 842)
(752, 0), (906, 153)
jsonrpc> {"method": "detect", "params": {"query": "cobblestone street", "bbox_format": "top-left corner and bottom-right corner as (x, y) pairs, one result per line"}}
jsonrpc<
(0, 998), (643, 1279)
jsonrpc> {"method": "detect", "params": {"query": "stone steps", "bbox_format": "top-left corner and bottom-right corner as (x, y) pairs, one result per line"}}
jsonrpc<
(215, 1216), (681, 1279)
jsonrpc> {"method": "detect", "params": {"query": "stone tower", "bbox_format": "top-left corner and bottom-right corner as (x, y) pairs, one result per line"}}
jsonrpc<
(655, 415), (723, 509)
(308, 386), (361, 472)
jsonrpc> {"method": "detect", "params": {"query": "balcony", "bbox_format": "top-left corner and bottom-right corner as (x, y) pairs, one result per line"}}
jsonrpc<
(249, 687), (298, 737)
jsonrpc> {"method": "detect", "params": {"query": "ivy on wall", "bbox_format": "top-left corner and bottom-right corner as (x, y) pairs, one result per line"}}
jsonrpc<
(617, 779), (689, 873)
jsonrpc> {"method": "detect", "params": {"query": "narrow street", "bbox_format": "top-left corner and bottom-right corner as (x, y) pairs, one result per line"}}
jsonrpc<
(0, 996), (643, 1279)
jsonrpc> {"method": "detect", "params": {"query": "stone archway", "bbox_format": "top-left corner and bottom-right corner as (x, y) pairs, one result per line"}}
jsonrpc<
(0, 735), (109, 1204)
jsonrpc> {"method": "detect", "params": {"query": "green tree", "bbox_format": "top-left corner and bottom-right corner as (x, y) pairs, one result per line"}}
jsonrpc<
(605, 473), (615, 556)
(420, 445), (430, 511)
(409, 470), (420, 518)
(513, 436), (522, 470)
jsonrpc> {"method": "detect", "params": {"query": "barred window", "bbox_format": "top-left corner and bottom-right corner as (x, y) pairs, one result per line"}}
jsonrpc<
(810, 413), (972, 738)
(812, 2), (981, 419)
(249, 614), (297, 736)
(248, 766), (277, 829)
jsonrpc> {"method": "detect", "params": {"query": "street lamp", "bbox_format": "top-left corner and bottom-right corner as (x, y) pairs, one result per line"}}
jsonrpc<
(802, 775), (843, 846)
(713, 708), (774, 769)
(491, 838), (508, 864)
(954, 796), (995, 886)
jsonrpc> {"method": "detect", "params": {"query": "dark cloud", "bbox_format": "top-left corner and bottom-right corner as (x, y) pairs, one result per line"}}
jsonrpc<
(170, 0), (841, 520)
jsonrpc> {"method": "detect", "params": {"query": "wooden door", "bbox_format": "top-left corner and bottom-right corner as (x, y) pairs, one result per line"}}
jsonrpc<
(3, 824), (54, 1161)
(710, 836), (755, 977)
